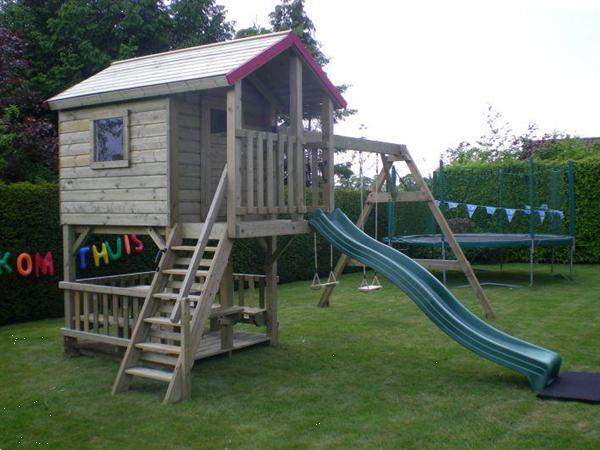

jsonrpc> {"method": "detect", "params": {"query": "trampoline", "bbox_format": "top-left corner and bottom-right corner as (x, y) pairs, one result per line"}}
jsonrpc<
(388, 233), (574, 249)
(385, 159), (576, 287)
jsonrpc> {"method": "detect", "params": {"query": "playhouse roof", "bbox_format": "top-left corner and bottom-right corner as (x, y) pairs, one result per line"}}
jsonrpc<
(47, 31), (347, 110)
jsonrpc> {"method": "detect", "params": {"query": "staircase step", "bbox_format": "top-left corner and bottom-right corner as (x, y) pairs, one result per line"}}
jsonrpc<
(172, 245), (218, 253)
(149, 329), (182, 341)
(125, 367), (173, 383)
(163, 269), (209, 277)
(144, 316), (183, 326)
(166, 280), (204, 291)
(241, 306), (268, 316)
(153, 292), (201, 301)
(210, 305), (244, 317)
(174, 257), (213, 267)
(140, 352), (179, 366)
(135, 342), (181, 355)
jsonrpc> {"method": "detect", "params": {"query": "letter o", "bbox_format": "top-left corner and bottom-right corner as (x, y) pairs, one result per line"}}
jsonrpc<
(16, 253), (33, 277)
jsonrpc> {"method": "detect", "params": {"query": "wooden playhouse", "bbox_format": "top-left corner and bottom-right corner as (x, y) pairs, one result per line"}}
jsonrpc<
(48, 31), (491, 403)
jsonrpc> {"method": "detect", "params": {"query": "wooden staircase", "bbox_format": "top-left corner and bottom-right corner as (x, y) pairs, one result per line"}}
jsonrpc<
(112, 168), (235, 403)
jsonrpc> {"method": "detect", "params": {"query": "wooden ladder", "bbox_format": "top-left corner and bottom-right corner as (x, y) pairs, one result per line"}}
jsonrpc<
(112, 167), (234, 403)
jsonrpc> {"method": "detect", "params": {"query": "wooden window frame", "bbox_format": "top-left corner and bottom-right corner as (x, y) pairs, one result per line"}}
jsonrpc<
(89, 110), (130, 169)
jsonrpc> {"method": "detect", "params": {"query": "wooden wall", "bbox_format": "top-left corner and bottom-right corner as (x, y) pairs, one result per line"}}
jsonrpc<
(176, 93), (202, 222)
(59, 98), (170, 227)
(58, 84), (274, 228)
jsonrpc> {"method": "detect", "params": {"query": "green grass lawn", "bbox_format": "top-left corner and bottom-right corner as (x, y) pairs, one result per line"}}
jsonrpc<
(1, 264), (599, 449)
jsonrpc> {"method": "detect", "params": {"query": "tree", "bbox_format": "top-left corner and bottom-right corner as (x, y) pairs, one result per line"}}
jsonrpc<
(170, 0), (233, 49)
(443, 104), (541, 164)
(269, 0), (328, 65)
(0, 0), (233, 102)
(0, 27), (56, 182)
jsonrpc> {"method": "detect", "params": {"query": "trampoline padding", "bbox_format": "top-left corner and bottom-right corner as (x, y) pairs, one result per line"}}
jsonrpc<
(386, 233), (574, 249)
(538, 372), (600, 404)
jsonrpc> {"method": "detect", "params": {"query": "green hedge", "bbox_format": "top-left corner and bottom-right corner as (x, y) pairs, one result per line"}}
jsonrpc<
(0, 185), (388, 325)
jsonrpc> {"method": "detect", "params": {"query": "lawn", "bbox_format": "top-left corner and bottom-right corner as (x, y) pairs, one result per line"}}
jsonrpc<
(1, 264), (599, 449)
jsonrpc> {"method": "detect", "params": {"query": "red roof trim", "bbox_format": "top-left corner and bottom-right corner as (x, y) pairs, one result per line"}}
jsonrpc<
(226, 31), (347, 109)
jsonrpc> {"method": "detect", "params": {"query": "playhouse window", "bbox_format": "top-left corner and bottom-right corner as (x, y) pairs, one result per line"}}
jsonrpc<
(91, 113), (129, 168)
(210, 109), (227, 134)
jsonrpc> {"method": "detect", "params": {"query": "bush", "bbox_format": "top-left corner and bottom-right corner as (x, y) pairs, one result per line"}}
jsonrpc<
(0, 185), (388, 325)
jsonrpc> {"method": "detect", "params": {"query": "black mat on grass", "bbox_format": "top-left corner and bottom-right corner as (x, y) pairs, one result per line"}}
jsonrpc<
(538, 372), (600, 404)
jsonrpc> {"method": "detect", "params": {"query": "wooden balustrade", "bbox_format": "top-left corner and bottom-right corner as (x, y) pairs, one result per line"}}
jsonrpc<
(60, 271), (269, 344)
(235, 128), (329, 218)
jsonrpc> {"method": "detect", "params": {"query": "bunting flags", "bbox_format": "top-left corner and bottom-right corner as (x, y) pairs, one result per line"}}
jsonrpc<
(538, 210), (546, 223)
(466, 204), (478, 218)
(434, 200), (440, 208)
(432, 199), (564, 224)
(505, 208), (516, 223)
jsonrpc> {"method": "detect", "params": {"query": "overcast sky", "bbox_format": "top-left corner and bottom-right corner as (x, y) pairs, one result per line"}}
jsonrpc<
(220, 0), (600, 175)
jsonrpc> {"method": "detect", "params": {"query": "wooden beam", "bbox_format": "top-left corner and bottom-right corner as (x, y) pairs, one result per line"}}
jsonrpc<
(265, 236), (294, 267)
(367, 191), (429, 203)
(61, 328), (130, 347)
(322, 98), (335, 212)
(403, 147), (495, 319)
(70, 226), (91, 255)
(146, 227), (166, 250)
(63, 225), (76, 330)
(235, 220), (310, 238)
(289, 55), (305, 216)
(414, 259), (462, 271)
(304, 131), (407, 157)
(226, 82), (242, 237)
(265, 237), (278, 345)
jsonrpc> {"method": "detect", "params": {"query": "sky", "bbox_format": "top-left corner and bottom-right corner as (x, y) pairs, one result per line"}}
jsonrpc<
(219, 0), (600, 175)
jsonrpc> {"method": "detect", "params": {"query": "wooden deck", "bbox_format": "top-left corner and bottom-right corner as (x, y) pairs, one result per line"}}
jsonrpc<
(61, 328), (269, 361)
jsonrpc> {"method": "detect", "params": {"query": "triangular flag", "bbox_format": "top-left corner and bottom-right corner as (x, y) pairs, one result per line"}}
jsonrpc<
(447, 201), (458, 210)
(555, 210), (565, 220)
(466, 204), (478, 218)
(434, 200), (441, 208)
(523, 208), (531, 216)
(538, 210), (546, 223)
(485, 206), (496, 215)
(540, 203), (549, 210)
(505, 208), (516, 223)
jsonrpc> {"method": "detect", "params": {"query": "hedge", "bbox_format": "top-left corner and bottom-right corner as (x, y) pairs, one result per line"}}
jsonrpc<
(0, 184), (387, 325)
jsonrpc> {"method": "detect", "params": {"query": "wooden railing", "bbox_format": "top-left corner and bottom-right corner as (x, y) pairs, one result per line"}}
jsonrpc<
(60, 271), (268, 345)
(234, 128), (331, 217)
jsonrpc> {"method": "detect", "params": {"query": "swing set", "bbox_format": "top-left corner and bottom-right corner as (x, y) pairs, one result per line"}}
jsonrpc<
(311, 151), (382, 292)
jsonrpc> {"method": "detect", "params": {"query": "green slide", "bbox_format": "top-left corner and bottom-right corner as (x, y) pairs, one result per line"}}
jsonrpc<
(309, 208), (561, 392)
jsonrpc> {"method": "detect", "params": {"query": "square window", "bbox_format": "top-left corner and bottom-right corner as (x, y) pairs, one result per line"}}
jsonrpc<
(90, 112), (129, 169)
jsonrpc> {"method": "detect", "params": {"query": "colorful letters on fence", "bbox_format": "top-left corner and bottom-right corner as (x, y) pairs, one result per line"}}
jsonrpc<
(0, 251), (54, 277)
(0, 234), (144, 278)
(79, 234), (143, 270)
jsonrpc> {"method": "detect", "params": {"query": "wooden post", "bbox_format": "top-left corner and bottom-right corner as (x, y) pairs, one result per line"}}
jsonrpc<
(62, 224), (78, 354)
(199, 93), (212, 221)
(289, 55), (304, 216)
(265, 237), (279, 344)
(321, 98), (335, 212)
(226, 82), (242, 237)
(219, 259), (234, 350)
(180, 296), (192, 401)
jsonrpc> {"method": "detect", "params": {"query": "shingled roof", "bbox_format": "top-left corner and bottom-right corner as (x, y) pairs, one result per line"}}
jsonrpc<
(47, 31), (346, 110)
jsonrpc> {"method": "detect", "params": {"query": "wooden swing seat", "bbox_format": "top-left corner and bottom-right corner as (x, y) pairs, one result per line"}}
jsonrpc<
(358, 284), (382, 292)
